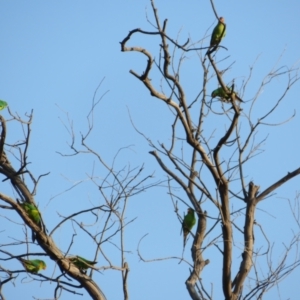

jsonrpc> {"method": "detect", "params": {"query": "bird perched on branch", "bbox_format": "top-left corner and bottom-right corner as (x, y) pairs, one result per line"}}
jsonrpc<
(182, 208), (196, 247)
(21, 202), (42, 242)
(211, 87), (243, 103)
(206, 17), (226, 55)
(210, 17), (226, 47)
(68, 256), (97, 273)
(0, 100), (7, 110)
(21, 202), (41, 225)
(19, 258), (46, 273)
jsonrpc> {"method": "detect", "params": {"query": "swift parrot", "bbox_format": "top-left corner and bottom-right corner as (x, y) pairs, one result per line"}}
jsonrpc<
(68, 256), (97, 272)
(0, 100), (7, 110)
(211, 87), (243, 103)
(21, 202), (41, 225)
(182, 208), (196, 247)
(19, 258), (46, 273)
(210, 17), (226, 47)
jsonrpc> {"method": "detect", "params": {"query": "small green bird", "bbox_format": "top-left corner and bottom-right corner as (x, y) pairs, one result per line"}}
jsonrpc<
(21, 202), (41, 225)
(210, 17), (226, 47)
(211, 87), (243, 103)
(68, 256), (97, 272)
(19, 258), (46, 273)
(0, 100), (8, 111)
(182, 208), (196, 247)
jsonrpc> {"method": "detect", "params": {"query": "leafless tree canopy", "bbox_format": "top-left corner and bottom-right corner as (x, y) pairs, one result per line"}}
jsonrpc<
(120, 1), (300, 299)
(0, 95), (158, 300)
(1, 1), (300, 300)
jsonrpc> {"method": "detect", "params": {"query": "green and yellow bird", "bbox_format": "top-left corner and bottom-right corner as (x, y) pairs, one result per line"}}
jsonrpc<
(0, 100), (8, 111)
(210, 17), (226, 47)
(182, 208), (196, 247)
(68, 256), (97, 272)
(21, 202), (41, 225)
(19, 258), (46, 273)
(211, 87), (243, 103)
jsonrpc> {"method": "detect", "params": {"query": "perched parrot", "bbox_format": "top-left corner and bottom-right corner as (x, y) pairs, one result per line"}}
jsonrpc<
(210, 17), (226, 47)
(0, 100), (8, 111)
(19, 258), (46, 273)
(211, 87), (243, 103)
(21, 202), (41, 225)
(68, 256), (97, 272)
(182, 208), (196, 247)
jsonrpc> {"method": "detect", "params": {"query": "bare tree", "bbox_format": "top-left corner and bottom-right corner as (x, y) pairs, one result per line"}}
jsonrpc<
(0, 84), (158, 300)
(1, 1), (299, 299)
(121, 1), (300, 299)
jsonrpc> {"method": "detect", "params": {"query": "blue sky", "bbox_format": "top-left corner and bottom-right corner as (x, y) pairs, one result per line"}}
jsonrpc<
(0, 1), (300, 299)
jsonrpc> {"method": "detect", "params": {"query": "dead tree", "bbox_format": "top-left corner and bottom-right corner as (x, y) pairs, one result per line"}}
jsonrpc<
(0, 86), (157, 300)
(121, 1), (300, 299)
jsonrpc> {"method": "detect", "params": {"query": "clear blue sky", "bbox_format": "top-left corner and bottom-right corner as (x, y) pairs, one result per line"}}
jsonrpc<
(1, 1), (300, 299)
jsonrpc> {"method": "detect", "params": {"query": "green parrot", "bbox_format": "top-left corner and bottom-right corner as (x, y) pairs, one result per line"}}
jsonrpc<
(68, 256), (97, 272)
(210, 17), (226, 47)
(21, 202), (41, 225)
(0, 100), (8, 111)
(211, 87), (243, 103)
(19, 258), (46, 273)
(182, 208), (196, 247)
